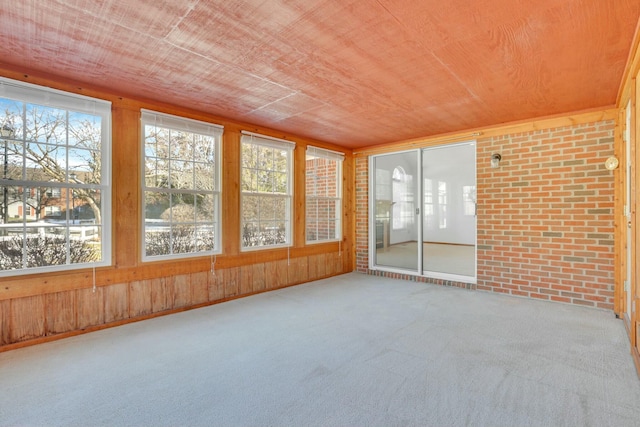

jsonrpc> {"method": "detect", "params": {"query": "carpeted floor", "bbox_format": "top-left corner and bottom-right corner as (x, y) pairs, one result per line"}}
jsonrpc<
(1, 272), (639, 426)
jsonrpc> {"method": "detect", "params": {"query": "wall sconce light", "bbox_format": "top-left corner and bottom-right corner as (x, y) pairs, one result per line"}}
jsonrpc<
(491, 153), (501, 169)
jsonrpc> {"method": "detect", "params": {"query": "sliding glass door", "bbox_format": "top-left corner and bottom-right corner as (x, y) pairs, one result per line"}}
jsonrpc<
(421, 143), (476, 278)
(371, 151), (420, 272)
(370, 142), (476, 281)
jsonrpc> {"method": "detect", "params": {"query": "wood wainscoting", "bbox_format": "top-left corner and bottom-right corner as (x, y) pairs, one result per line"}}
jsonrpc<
(0, 252), (349, 350)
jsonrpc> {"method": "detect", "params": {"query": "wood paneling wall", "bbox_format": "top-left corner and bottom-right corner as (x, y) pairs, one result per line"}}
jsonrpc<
(616, 16), (640, 375)
(0, 69), (353, 351)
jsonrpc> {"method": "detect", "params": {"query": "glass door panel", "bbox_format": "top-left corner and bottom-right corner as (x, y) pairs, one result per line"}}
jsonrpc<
(372, 151), (419, 272)
(422, 143), (476, 278)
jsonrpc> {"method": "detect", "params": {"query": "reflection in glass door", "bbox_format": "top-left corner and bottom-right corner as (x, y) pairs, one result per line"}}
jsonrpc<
(422, 143), (476, 278)
(371, 151), (420, 272)
(370, 143), (476, 281)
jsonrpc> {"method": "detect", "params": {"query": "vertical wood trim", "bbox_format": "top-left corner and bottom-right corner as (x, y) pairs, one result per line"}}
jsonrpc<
(615, 108), (625, 316)
(308, 255), (318, 280)
(252, 263), (266, 292)
(10, 296), (45, 342)
(224, 267), (240, 298)
(45, 291), (77, 335)
(240, 265), (253, 295)
(300, 256), (310, 283)
(173, 274), (192, 309)
(290, 256), (309, 284)
(344, 153), (356, 272)
(151, 277), (171, 313)
(265, 262), (277, 290)
(633, 76), (640, 352)
(223, 129), (241, 255)
(104, 283), (129, 323)
(331, 252), (340, 275)
(316, 253), (327, 278)
(324, 253), (335, 276)
(77, 287), (105, 329)
(191, 271), (209, 305)
(0, 299), (10, 345)
(309, 254), (327, 280)
(129, 280), (153, 318)
(112, 107), (140, 268)
(276, 259), (289, 287)
(341, 248), (350, 274)
(208, 271), (225, 302)
(294, 142), (306, 247)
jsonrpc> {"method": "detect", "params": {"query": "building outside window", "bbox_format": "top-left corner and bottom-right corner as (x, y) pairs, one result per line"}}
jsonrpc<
(306, 146), (343, 243)
(141, 110), (222, 260)
(0, 76), (111, 275)
(240, 132), (294, 250)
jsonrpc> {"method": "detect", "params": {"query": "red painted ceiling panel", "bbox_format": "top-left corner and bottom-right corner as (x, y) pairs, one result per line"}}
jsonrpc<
(0, 0), (638, 148)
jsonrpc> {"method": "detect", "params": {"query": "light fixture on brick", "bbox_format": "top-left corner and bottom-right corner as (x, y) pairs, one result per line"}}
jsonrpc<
(490, 153), (502, 168)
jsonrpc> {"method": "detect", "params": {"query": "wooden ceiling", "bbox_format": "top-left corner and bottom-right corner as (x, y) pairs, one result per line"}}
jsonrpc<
(0, 1), (638, 148)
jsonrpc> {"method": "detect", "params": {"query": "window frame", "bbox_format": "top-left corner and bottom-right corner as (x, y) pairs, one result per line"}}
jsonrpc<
(0, 76), (112, 277)
(240, 131), (294, 251)
(305, 145), (343, 244)
(140, 109), (223, 261)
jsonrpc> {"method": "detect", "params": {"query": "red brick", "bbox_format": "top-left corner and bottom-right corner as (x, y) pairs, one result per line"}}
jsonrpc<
(354, 121), (615, 309)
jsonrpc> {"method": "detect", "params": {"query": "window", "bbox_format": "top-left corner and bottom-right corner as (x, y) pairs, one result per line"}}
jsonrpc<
(46, 187), (61, 198)
(45, 206), (61, 217)
(306, 146), (343, 243)
(462, 185), (476, 216)
(241, 132), (294, 250)
(0, 76), (111, 275)
(438, 181), (447, 229)
(392, 167), (414, 230)
(141, 110), (222, 260)
(424, 178), (434, 215)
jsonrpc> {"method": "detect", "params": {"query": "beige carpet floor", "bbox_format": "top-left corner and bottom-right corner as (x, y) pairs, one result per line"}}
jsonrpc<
(1, 272), (639, 426)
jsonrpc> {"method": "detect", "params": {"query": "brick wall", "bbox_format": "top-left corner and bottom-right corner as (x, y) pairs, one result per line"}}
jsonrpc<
(478, 120), (615, 309)
(355, 156), (369, 272)
(306, 157), (339, 241)
(355, 120), (616, 309)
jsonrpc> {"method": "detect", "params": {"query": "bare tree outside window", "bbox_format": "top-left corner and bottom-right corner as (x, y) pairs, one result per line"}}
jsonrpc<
(141, 110), (221, 259)
(240, 134), (293, 249)
(0, 77), (110, 274)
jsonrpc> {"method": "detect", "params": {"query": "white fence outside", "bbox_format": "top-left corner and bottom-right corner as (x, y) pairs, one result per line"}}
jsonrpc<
(0, 220), (99, 241)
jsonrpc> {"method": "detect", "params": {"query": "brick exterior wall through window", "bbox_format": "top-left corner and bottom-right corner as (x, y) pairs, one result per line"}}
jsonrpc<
(355, 120), (615, 310)
(306, 156), (340, 242)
